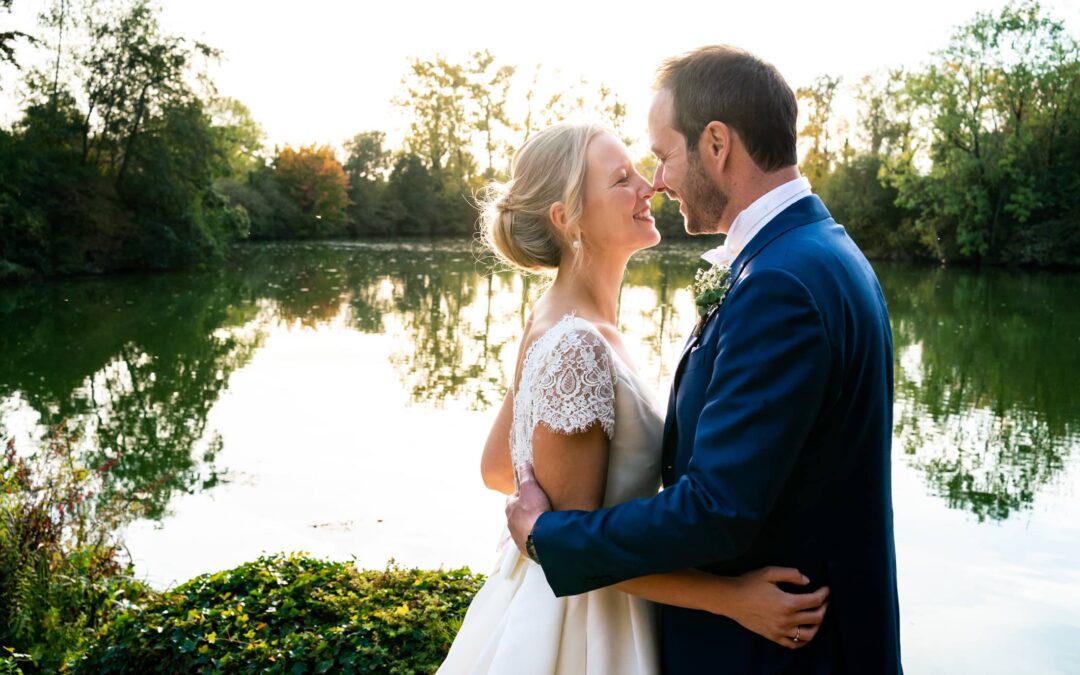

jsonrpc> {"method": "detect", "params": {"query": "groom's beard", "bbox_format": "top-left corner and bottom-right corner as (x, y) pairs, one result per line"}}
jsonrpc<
(682, 152), (728, 235)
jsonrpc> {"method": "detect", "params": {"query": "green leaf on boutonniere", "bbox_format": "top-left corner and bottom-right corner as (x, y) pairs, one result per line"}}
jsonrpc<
(691, 265), (733, 317)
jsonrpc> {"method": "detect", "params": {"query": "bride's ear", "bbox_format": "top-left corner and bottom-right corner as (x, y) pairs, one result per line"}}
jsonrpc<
(548, 201), (568, 235)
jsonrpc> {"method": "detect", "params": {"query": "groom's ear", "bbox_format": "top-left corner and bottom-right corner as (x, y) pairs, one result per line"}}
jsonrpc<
(702, 121), (732, 171)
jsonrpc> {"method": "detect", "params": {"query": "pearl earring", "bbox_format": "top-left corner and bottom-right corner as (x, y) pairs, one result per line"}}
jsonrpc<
(572, 239), (581, 251)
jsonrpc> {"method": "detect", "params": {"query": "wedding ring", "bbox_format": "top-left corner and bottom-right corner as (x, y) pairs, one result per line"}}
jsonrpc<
(793, 627), (801, 643)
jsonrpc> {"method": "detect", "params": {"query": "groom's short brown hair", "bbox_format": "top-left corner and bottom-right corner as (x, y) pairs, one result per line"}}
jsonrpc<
(656, 45), (797, 172)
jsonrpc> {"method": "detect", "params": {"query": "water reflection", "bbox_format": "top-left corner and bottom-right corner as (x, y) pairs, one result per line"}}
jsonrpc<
(1, 241), (1077, 524)
(0, 273), (264, 518)
(882, 264), (1080, 521)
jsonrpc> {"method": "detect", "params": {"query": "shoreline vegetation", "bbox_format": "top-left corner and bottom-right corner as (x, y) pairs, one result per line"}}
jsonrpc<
(0, 0), (1078, 286)
(0, 425), (484, 674)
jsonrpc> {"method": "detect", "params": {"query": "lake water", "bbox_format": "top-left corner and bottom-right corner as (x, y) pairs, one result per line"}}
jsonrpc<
(1, 240), (1078, 674)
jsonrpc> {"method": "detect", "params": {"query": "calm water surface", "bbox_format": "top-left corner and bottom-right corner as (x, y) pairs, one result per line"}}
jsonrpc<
(2, 240), (1078, 674)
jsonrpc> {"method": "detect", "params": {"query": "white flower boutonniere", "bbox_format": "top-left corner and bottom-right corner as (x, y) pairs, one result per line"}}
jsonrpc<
(690, 264), (733, 338)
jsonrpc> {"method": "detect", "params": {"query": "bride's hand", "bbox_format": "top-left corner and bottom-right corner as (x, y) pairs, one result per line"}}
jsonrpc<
(711, 566), (830, 650)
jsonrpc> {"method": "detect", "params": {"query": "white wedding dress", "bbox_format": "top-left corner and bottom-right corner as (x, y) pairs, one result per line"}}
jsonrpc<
(438, 314), (665, 675)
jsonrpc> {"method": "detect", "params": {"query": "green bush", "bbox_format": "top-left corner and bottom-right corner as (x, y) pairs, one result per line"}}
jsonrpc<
(0, 428), (152, 674)
(0, 651), (27, 675)
(75, 554), (484, 674)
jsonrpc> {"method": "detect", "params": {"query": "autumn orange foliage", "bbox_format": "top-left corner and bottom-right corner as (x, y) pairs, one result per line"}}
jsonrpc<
(273, 145), (351, 235)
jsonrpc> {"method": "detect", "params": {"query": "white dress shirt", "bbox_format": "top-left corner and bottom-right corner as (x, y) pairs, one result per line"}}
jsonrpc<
(701, 176), (813, 267)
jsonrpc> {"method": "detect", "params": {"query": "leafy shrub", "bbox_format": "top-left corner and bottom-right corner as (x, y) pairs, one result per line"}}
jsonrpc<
(76, 553), (484, 674)
(0, 426), (152, 674)
(0, 650), (26, 675)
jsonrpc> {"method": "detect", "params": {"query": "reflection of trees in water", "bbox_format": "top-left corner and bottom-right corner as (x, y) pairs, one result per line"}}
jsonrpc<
(233, 241), (536, 411)
(2, 242), (1075, 525)
(387, 255), (532, 411)
(234, 242), (706, 411)
(881, 264), (1080, 521)
(621, 255), (699, 389)
(380, 245), (702, 411)
(0, 273), (265, 519)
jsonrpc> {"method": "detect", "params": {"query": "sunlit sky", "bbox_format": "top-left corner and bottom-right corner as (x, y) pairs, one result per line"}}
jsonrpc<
(3, 0), (1079, 155)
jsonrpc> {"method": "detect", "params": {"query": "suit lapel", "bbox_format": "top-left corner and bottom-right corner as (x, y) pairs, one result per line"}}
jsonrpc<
(667, 196), (830, 381)
(660, 195), (833, 479)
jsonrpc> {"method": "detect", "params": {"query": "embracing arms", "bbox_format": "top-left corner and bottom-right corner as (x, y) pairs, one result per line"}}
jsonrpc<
(522, 269), (832, 596)
(519, 424), (828, 649)
(485, 319), (829, 647)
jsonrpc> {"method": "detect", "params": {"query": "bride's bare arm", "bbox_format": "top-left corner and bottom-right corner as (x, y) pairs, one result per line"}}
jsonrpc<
(480, 389), (515, 494)
(614, 568), (829, 649)
(531, 423), (609, 510)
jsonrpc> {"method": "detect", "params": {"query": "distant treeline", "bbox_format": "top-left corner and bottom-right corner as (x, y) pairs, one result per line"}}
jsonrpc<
(795, 2), (1080, 267)
(0, 0), (1078, 283)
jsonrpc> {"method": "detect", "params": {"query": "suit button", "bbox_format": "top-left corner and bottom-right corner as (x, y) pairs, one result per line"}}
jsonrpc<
(665, 465), (672, 470)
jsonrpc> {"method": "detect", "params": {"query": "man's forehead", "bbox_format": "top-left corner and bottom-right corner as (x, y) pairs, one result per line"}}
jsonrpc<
(648, 89), (674, 123)
(648, 91), (677, 151)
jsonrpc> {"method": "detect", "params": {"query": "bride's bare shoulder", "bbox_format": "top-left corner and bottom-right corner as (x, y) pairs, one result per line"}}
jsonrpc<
(519, 306), (573, 345)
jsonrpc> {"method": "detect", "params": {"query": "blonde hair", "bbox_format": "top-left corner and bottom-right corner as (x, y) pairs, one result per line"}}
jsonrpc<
(479, 123), (607, 272)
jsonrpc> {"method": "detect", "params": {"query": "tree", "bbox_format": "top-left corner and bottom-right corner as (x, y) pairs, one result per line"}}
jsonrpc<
(272, 145), (351, 237)
(343, 131), (391, 182)
(1, 0), (247, 276)
(516, 68), (630, 143)
(396, 56), (476, 184)
(887, 0), (1080, 262)
(597, 83), (631, 145)
(854, 69), (913, 159)
(208, 96), (266, 178)
(467, 50), (515, 179)
(0, 0), (35, 76)
(797, 75), (842, 186)
(343, 131), (391, 235)
(383, 153), (443, 236)
(27, 0), (220, 189)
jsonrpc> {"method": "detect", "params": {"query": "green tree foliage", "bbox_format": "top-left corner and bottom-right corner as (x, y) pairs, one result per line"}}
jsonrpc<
(343, 131), (392, 235)
(467, 49), (515, 179)
(398, 56), (476, 186)
(208, 96), (266, 178)
(0, 0), (35, 75)
(0, 0), (247, 277)
(4, 3), (1077, 273)
(893, 0), (1080, 263)
(383, 153), (450, 236)
(815, 1), (1080, 266)
(797, 75), (842, 186)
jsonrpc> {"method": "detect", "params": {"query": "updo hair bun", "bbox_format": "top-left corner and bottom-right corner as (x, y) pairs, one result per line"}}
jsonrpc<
(478, 123), (607, 272)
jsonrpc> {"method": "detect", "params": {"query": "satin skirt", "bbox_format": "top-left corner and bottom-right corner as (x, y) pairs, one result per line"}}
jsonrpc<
(437, 528), (659, 675)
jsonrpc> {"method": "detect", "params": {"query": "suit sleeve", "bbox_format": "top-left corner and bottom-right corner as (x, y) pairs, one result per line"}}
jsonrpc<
(530, 268), (832, 597)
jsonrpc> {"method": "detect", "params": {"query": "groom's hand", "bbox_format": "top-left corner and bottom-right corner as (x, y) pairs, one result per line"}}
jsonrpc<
(505, 463), (552, 558)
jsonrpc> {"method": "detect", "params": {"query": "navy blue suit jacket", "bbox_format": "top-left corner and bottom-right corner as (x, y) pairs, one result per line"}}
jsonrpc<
(531, 196), (902, 674)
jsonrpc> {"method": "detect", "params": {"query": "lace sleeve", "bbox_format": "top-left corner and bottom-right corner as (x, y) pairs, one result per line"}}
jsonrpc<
(531, 328), (617, 439)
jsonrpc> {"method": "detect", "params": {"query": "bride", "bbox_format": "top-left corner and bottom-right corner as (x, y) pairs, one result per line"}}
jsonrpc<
(438, 123), (829, 674)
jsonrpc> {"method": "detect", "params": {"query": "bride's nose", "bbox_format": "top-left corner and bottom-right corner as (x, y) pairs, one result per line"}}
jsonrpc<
(635, 173), (656, 201)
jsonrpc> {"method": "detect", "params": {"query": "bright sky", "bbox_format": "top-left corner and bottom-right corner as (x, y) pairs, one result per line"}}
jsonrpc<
(3, 0), (1079, 155)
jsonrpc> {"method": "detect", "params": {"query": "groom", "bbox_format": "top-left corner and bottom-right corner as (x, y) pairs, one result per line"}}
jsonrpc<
(507, 46), (902, 674)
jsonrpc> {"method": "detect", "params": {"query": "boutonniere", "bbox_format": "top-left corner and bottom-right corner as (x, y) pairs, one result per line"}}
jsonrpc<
(690, 264), (733, 338)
